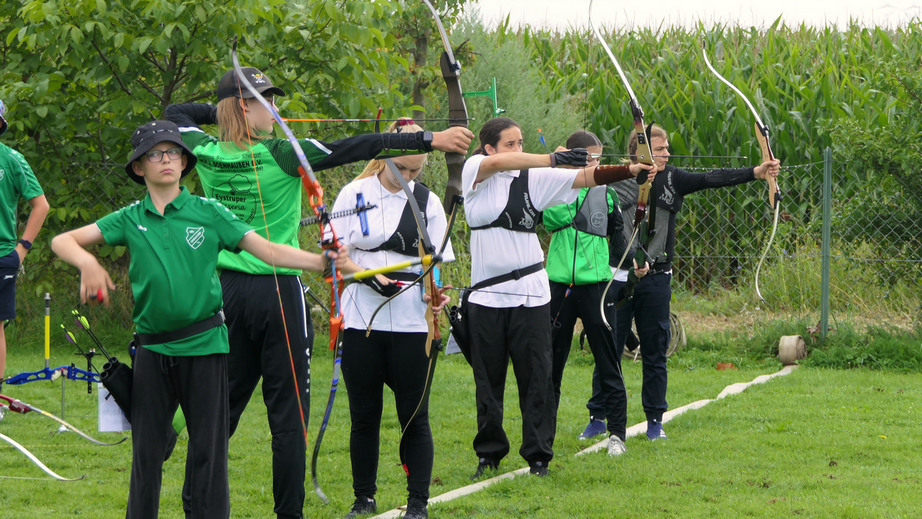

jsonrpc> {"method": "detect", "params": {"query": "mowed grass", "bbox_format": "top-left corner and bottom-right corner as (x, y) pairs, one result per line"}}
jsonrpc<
(1, 332), (920, 518)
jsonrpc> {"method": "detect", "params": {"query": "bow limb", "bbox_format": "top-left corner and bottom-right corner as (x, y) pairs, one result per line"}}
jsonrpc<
(0, 432), (86, 481)
(421, 0), (468, 215)
(0, 394), (126, 446)
(701, 46), (782, 301)
(309, 320), (342, 505)
(395, 205), (450, 476)
(590, 0), (657, 329)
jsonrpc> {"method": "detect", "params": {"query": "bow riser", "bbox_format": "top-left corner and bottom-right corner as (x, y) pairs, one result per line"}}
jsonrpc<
(440, 51), (468, 212)
(755, 122), (781, 209)
(629, 101), (655, 164)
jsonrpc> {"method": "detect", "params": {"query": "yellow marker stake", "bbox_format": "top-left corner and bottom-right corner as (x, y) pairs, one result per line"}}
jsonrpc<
(44, 293), (50, 370)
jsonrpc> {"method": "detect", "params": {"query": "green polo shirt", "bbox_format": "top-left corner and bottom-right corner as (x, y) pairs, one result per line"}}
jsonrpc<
(0, 143), (44, 256)
(96, 187), (252, 356)
(181, 131), (321, 276)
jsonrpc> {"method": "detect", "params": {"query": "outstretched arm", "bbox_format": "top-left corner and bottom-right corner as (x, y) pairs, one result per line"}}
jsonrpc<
(570, 162), (657, 189)
(475, 149), (591, 185)
(51, 225), (115, 305)
(237, 232), (347, 273)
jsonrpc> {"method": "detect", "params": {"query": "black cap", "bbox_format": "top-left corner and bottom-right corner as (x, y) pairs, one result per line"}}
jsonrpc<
(217, 67), (286, 101)
(124, 121), (197, 185)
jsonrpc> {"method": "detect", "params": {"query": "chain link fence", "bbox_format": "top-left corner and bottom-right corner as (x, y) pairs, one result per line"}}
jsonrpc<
(25, 151), (922, 334)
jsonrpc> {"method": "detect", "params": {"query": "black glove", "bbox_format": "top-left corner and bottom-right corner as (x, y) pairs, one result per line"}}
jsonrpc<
(360, 273), (402, 297)
(550, 148), (589, 168)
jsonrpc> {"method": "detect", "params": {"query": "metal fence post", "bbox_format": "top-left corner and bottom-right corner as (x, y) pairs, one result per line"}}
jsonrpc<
(821, 147), (832, 340)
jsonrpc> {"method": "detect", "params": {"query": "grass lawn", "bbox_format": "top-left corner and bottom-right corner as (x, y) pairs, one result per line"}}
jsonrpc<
(2, 331), (920, 518)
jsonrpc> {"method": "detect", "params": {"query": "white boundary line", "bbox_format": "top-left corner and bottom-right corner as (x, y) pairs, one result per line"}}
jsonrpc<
(372, 364), (798, 518)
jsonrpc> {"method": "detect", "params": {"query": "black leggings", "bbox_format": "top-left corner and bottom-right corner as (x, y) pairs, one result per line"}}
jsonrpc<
(341, 328), (433, 501)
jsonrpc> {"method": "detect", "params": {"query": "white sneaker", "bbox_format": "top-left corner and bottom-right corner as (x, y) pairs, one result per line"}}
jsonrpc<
(607, 435), (626, 456)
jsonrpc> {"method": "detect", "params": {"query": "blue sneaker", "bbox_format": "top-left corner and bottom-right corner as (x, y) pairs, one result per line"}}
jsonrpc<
(646, 420), (668, 440)
(578, 417), (607, 440)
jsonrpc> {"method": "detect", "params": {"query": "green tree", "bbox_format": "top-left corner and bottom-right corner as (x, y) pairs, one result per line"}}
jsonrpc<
(827, 58), (922, 209)
(0, 0), (413, 302)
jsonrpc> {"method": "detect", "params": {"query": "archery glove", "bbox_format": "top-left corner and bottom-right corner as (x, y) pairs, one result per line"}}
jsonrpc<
(360, 273), (402, 298)
(550, 148), (589, 168)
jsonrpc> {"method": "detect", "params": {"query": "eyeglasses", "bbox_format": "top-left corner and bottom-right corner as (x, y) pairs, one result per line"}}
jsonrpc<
(145, 147), (184, 163)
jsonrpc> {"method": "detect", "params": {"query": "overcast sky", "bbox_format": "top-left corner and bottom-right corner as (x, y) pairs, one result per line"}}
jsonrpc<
(465, 0), (922, 30)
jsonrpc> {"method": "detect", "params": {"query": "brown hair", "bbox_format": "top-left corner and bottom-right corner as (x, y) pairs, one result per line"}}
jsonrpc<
(566, 130), (602, 150)
(472, 117), (521, 155)
(354, 119), (428, 181)
(216, 97), (269, 151)
(627, 124), (667, 163)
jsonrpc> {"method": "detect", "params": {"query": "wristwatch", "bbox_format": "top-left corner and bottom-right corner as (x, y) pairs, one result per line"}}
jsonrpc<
(422, 131), (434, 151)
(18, 239), (32, 250)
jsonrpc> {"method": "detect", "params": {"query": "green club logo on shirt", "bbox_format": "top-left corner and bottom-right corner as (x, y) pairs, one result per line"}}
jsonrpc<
(186, 227), (205, 249)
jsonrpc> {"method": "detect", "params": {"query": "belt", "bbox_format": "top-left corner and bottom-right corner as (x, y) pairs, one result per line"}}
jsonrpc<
(649, 265), (673, 276)
(469, 262), (544, 291)
(136, 310), (225, 346)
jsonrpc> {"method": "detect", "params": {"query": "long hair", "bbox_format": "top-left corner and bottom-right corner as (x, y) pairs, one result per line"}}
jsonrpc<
(627, 124), (667, 163)
(354, 119), (427, 181)
(216, 97), (270, 151)
(472, 117), (521, 155)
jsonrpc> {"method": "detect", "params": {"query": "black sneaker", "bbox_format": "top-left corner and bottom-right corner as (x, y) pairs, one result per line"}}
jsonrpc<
(528, 460), (549, 477)
(404, 496), (429, 519)
(470, 457), (498, 480)
(344, 496), (376, 519)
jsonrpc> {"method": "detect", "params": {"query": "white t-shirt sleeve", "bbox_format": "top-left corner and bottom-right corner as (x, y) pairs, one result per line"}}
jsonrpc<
(527, 167), (581, 210)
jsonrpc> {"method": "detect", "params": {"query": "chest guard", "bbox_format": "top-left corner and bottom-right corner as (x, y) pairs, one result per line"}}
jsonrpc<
(470, 170), (540, 234)
(571, 186), (611, 237)
(357, 182), (430, 257)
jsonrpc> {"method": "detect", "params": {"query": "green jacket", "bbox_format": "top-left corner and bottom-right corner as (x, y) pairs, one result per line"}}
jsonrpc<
(543, 186), (618, 285)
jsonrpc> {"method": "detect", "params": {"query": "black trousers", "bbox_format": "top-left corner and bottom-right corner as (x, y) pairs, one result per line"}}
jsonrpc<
(550, 281), (627, 440)
(184, 271), (312, 519)
(468, 302), (555, 465)
(127, 347), (229, 519)
(341, 328), (433, 501)
(588, 275), (671, 423)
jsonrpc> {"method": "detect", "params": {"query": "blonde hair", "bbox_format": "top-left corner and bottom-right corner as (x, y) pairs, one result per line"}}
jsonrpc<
(216, 97), (270, 151)
(627, 123), (667, 164)
(354, 119), (428, 180)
